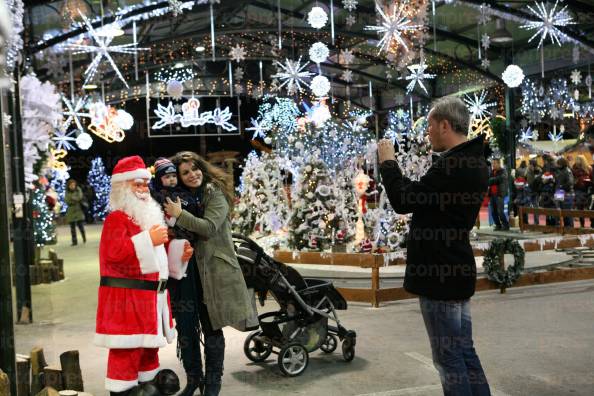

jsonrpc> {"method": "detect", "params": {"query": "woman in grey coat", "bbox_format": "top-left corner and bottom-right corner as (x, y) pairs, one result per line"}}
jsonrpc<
(65, 179), (86, 245)
(164, 151), (255, 396)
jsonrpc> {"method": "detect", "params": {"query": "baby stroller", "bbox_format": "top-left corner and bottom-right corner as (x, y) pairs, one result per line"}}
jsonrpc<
(233, 234), (357, 377)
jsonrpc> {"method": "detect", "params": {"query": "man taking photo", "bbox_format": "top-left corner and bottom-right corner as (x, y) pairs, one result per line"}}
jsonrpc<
(378, 96), (491, 396)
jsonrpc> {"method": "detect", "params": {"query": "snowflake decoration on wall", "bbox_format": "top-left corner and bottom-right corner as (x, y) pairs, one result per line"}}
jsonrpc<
(548, 130), (563, 143)
(309, 42), (330, 64)
(272, 57), (314, 95)
(66, 12), (148, 88)
(308, 6), (328, 29)
(311, 75), (331, 97)
(339, 49), (355, 65)
(341, 69), (353, 83)
(365, 0), (422, 54)
(570, 69), (582, 85)
(520, 0), (575, 48)
(52, 127), (77, 151)
(402, 62), (435, 95)
(518, 127), (536, 143)
(463, 90), (496, 119)
(229, 44), (247, 63)
(345, 14), (356, 27)
(343, 0), (358, 12)
(246, 118), (268, 139)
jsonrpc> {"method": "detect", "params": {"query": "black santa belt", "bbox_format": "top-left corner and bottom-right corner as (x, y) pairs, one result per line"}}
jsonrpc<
(100, 276), (168, 293)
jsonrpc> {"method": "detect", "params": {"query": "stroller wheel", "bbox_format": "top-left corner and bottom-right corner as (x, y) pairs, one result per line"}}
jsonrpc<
(278, 343), (309, 377)
(342, 338), (355, 362)
(320, 334), (338, 353)
(244, 331), (273, 362)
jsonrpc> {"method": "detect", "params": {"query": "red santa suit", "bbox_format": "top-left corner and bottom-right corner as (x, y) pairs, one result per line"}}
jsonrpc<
(94, 156), (177, 392)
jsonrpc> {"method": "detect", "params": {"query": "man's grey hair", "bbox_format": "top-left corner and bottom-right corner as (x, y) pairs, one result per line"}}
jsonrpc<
(428, 96), (470, 135)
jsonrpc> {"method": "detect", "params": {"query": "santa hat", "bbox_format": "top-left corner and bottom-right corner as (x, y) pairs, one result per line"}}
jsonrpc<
(111, 156), (152, 183)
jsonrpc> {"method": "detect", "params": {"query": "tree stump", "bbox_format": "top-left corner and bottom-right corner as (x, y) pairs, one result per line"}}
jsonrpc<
(0, 369), (10, 396)
(58, 391), (78, 396)
(16, 354), (31, 396)
(60, 351), (84, 391)
(30, 347), (48, 395)
(43, 366), (63, 391)
(35, 387), (60, 396)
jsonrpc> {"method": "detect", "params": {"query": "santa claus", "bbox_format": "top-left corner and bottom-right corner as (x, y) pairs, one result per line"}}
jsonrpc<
(94, 156), (193, 395)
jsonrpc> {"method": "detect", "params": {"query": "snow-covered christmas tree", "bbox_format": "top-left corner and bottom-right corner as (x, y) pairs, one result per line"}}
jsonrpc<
(32, 184), (56, 246)
(87, 157), (110, 221)
(332, 163), (360, 245)
(233, 151), (290, 236)
(288, 157), (341, 251)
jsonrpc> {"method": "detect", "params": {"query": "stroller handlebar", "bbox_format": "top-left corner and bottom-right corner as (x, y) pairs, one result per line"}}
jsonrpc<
(232, 233), (264, 255)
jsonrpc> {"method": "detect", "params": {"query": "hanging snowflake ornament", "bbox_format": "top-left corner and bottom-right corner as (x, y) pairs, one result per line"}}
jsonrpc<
(572, 46), (580, 64)
(234, 67), (244, 81)
(481, 58), (491, 70)
(272, 57), (314, 94)
(341, 69), (353, 83)
(229, 44), (247, 63)
(311, 75), (331, 97)
(402, 62), (435, 95)
(463, 90), (496, 119)
(502, 64), (525, 88)
(52, 127), (77, 151)
(308, 6), (328, 29)
(66, 12), (148, 89)
(309, 42), (330, 64)
(62, 95), (90, 132)
(570, 69), (582, 85)
(549, 106), (563, 120)
(365, 0), (422, 54)
(168, 0), (184, 16)
(481, 33), (491, 50)
(76, 131), (93, 150)
(246, 118), (268, 139)
(520, 0), (575, 48)
(343, 0), (358, 12)
(477, 3), (492, 25)
(41, 52), (66, 81)
(345, 14), (356, 27)
(339, 49), (355, 65)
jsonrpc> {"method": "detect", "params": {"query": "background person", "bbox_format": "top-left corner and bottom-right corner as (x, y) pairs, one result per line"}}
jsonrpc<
(65, 179), (86, 246)
(488, 158), (509, 231)
(377, 96), (491, 396)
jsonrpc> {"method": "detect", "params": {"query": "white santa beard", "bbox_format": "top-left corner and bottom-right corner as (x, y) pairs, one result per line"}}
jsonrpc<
(109, 183), (165, 231)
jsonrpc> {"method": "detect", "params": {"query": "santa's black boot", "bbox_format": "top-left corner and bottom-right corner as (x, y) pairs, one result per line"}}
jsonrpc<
(203, 333), (225, 396)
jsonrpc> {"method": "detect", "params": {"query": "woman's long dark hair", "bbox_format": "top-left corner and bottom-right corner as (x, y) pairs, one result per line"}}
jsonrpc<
(171, 151), (235, 211)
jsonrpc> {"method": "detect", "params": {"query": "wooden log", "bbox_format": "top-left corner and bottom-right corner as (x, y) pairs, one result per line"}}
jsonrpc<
(43, 366), (63, 391)
(57, 258), (65, 279)
(0, 369), (10, 396)
(60, 351), (84, 391)
(16, 354), (31, 396)
(35, 387), (60, 396)
(30, 347), (48, 395)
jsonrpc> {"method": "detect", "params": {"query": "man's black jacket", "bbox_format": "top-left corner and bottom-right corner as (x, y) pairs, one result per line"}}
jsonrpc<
(379, 136), (488, 300)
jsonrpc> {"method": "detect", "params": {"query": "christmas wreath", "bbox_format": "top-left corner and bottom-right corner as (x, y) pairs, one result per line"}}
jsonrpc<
(482, 238), (525, 288)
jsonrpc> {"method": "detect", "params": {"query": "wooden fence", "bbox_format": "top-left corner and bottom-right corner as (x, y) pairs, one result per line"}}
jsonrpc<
(519, 207), (594, 234)
(274, 236), (594, 307)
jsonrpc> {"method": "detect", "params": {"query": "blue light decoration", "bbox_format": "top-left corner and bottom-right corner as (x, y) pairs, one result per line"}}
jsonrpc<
(50, 169), (69, 215)
(87, 157), (111, 221)
(255, 95), (302, 158)
(384, 108), (412, 143)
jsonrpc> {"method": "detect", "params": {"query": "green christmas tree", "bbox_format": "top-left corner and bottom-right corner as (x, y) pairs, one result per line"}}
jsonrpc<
(32, 184), (57, 246)
(288, 157), (340, 251)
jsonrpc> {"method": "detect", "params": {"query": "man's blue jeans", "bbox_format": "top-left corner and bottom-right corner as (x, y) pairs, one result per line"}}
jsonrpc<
(419, 297), (491, 396)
